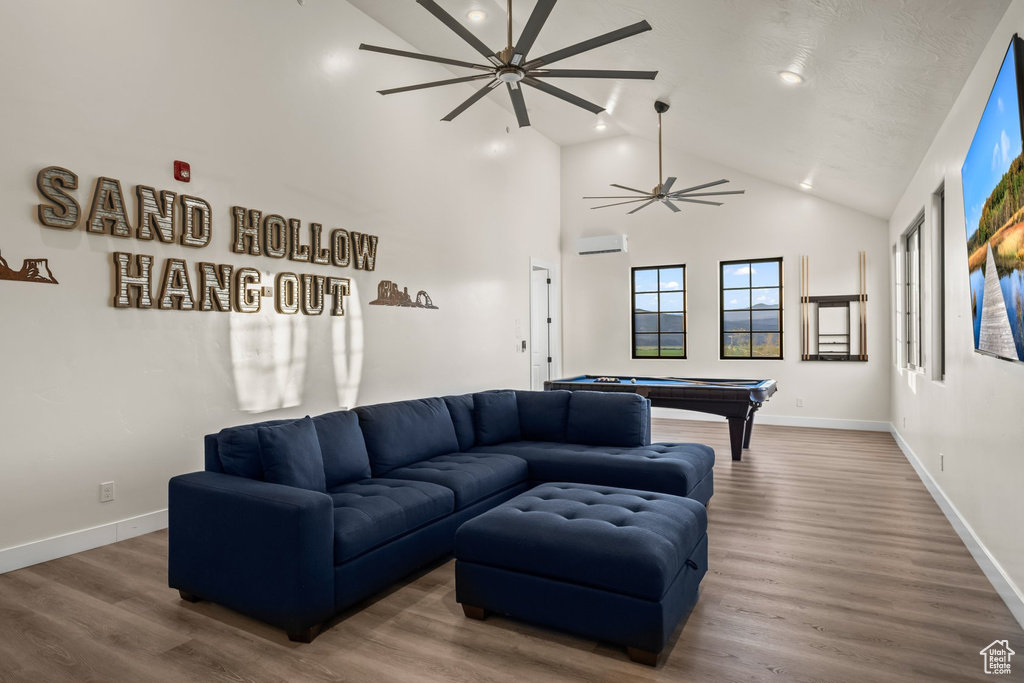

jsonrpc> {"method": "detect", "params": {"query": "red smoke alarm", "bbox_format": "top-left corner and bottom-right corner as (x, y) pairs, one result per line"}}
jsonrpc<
(174, 161), (191, 182)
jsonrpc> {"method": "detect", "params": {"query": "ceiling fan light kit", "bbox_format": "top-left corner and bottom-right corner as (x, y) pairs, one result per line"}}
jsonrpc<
(359, 0), (658, 128)
(585, 100), (746, 214)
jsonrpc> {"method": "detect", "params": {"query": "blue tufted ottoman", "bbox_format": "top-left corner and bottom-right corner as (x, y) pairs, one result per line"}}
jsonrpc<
(454, 482), (708, 665)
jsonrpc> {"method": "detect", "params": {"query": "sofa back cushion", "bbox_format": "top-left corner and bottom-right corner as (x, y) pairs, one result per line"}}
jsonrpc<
(213, 418), (294, 480)
(312, 410), (372, 488)
(473, 391), (521, 446)
(566, 391), (648, 447)
(355, 397), (460, 476)
(516, 390), (570, 442)
(443, 394), (476, 451)
(256, 416), (327, 492)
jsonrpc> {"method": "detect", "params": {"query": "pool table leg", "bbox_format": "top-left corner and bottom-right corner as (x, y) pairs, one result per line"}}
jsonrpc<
(726, 417), (745, 461)
(743, 413), (755, 449)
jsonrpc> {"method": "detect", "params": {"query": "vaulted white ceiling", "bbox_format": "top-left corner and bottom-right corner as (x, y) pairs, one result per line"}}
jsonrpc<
(346, 0), (1009, 219)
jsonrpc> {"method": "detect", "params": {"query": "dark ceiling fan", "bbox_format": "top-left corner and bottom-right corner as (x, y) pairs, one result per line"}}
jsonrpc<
(359, 0), (657, 127)
(586, 101), (745, 214)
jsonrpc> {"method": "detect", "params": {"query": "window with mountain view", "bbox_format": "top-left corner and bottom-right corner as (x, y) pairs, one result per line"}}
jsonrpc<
(721, 257), (783, 359)
(632, 265), (686, 358)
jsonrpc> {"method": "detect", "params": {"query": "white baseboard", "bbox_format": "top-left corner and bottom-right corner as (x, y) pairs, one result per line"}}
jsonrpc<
(890, 426), (1024, 631)
(0, 509), (168, 575)
(650, 408), (890, 432)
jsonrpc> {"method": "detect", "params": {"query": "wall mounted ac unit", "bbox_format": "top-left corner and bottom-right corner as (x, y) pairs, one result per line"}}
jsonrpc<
(576, 234), (628, 255)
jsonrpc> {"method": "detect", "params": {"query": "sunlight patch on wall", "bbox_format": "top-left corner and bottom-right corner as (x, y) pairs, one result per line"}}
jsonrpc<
(229, 272), (309, 413)
(332, 279), (364, 409)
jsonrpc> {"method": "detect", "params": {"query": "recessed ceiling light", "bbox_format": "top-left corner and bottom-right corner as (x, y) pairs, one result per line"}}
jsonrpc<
(779, 71), (804, 85)
(594, 121), (607, 131)
(467, 9), (486, 22)
(799, 181), (813, 190)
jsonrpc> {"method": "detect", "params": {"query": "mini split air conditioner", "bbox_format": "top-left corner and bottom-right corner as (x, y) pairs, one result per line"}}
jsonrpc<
(576, 234), (628, 255)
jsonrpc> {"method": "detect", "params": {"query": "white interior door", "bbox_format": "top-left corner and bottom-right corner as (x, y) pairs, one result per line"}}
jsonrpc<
(530, 267), (551, 390)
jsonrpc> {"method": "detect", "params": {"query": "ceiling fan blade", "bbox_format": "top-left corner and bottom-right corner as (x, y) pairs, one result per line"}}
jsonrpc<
(524, 20), (652, 68)
(507, 83), (531, 128)
(611, 183), (651, 195)
(441, 80), (500, 121)
(661, 177), (677, 194)
(589, 198), (655, 209)
(523, 77), (604, 114)
(379, 73), (495, 96)
(512, 0), (557, 65)
(672, 189), (746, 198)
(663, 199), (681, 213)
(675, 197), (724, 207)
(530, 69), (657, 80)
(627, 198), (659, 214)
(359, 44), (492, 71)
(669, 179), (730, 195)
(416, 0), (503, 66)
(583, 195), (656, 199)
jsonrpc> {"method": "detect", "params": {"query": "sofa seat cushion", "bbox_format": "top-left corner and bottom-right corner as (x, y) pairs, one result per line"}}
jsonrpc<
(385, 453), (528, 510)
(455, 483), (708, 601)
(469, 441), (714, 503)
(328, 479), (455, 563)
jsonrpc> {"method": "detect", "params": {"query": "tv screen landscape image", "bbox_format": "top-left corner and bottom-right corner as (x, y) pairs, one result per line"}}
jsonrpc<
(961, 35), (1024, 363)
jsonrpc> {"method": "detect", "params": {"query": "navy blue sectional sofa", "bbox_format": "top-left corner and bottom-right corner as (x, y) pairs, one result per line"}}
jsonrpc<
(168, 389), (714, 642)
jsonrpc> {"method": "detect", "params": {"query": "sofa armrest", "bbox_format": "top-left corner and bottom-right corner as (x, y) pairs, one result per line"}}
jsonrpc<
(168, 471), (335, 634)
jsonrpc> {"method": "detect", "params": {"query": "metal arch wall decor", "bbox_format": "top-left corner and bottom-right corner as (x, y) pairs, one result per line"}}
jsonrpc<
(0, 250), (58, 284)
(370, 280), (438, 309)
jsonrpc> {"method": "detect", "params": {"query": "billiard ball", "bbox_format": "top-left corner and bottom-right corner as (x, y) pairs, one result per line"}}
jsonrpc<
(630, 378), (637, 384)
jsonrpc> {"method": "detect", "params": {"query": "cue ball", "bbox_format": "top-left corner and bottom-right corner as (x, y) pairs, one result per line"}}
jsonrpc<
(630, 378), (636, 384)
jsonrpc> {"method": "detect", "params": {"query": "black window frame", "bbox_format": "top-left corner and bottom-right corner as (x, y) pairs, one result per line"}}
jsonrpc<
(905, 217), (923, 370)
(630, 264), (687, 359)
(720, 256), (784, 360)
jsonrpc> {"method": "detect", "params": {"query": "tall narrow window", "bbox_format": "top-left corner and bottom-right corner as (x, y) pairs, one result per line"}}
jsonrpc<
(933, 187), (946, 380)
(720, 257), (783, 359)
(632, 265), (686, 358)
(905, 217), (923, 370)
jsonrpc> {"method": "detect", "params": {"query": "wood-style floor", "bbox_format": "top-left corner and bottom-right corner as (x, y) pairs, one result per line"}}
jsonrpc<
(1, 420), (1021, 682)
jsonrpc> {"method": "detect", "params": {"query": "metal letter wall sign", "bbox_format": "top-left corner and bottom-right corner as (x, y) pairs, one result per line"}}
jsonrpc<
(0, 249), (58, 284)
(369, 280), (438, 309)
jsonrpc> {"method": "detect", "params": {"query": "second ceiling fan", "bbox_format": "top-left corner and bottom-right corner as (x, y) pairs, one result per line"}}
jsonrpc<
(359, 0), (657, 127)
(586, 101), (745, 214)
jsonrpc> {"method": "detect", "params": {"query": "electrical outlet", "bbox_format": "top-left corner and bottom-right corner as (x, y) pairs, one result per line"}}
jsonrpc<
(100, 481), (115, 503)
(796, 398), (804, 408)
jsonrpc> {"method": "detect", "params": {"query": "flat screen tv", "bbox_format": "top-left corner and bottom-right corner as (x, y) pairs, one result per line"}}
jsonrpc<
(962, 35), (1024, 363)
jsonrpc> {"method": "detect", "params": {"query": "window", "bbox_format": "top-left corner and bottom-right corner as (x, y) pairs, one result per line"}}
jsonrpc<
(932, 186), (946, 381)
(905, 217), (923, 370)
(631, 265), (686, 358)
(721, 257), (783, 359)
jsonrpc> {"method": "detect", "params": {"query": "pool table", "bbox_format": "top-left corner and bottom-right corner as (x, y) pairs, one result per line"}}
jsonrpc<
(543, 375), (777, 461)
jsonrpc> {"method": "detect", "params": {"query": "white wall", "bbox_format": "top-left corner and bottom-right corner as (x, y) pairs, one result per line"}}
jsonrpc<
(0, 1), (560, 554)
(889, 0), (1024, 617)
(560, 136), (890, 425)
